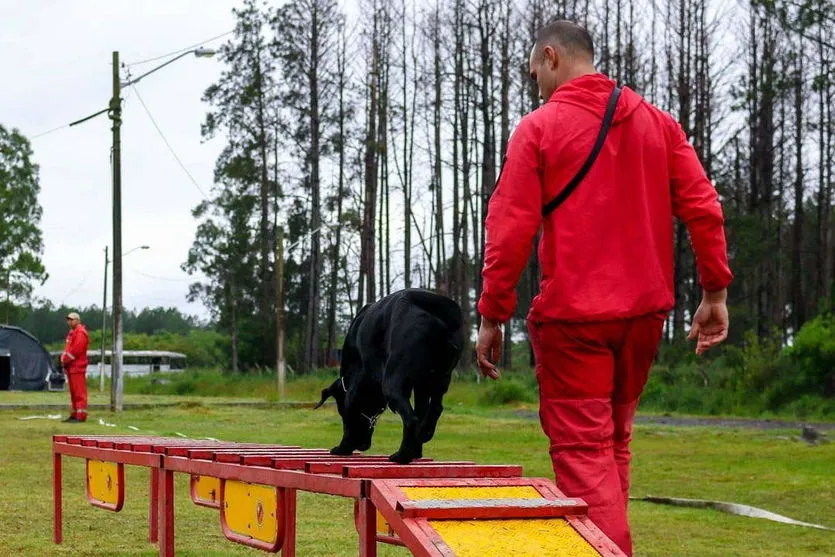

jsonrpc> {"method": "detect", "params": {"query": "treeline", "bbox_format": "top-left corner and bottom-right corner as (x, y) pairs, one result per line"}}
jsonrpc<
(4, 304), (201, 345)
(182, 0), (834, 375)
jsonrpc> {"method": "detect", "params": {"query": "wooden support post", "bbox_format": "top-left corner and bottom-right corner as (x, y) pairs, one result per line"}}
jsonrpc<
(149, 468), (159, 543)
(158, 469), (174, 557)
(358, 497), (377, 557)
(53, 451), (62, 544)
(282, 488), (297, 557)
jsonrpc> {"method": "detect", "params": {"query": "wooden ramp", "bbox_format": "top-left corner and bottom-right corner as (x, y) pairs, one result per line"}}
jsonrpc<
(368, 478), (621, 556)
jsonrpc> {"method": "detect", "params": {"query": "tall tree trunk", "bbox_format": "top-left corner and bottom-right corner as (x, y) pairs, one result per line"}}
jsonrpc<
(255, 51), (272, 320)
(817, 32), (832, 304)
(499, 0), (512, 369)
(792, 47), (805, 330)
(326, 21), (348, 365)
(477, 0), (495, 310)
(360, 12), (380, 308)
(303, 2), (322, 372)
(230, 282), (239, 373)
(401, 0), (412, 290)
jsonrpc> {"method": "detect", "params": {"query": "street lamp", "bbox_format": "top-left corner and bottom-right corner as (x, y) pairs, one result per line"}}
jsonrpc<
(70, 47), (215, 411)
(122, 245), (150, 257)
(99, 245), (150, 392)
(110, 49), (215, 412)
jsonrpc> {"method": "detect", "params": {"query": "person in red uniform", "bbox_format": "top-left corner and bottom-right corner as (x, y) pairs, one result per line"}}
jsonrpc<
(61, 312), (89, 423)
(475, 21), (732, 556)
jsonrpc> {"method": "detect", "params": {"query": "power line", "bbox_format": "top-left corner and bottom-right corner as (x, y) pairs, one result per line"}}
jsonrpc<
(129, 84), (208, 199)
(128, 268), (192, 282)
(125, 30), (235, 67)
(60, 267), (96, 305)
(30, 122), (70, 140)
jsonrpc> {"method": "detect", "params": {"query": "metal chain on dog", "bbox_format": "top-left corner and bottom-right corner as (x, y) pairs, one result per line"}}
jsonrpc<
(342, 376), (384, 430)
(361, 408), (385, 430)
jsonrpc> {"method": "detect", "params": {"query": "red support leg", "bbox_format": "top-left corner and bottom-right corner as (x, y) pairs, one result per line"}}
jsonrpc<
(149, 468), (159, 543)
(358, 497), (377, 557)
(282, 489), (297, 557)
(53, 452), (62, 544)
(158, 469), (174, 557)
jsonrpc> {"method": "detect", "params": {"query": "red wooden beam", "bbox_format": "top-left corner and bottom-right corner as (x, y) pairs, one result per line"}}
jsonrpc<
(53, 443), (162, 467)
(162, 456), (364, 498)
(305, 457), (426, 474)
(214, 451), (326, 464)
(344, 464), (523, 479)
(396, 497), (587, 519)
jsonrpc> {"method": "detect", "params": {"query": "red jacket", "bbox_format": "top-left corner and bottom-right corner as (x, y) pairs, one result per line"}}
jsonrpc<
(62, 324), (89, 374)
(478, 74), (732, 324)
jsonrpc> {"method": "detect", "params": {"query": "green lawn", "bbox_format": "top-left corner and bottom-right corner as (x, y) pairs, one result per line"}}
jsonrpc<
(0, 400), (832, 556)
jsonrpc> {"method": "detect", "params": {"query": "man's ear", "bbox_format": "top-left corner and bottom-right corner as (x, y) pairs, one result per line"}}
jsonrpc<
(543, 44), (559, 70)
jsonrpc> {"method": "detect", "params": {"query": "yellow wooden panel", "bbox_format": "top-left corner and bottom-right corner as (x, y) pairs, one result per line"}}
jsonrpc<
(376, 510), (391, 535)
(86, 460), (121, 506)
(430, 518), (600, 557)
(401, 486), (541, 501)
(194, 475), (221, 505)
(223, 481), (279, 544)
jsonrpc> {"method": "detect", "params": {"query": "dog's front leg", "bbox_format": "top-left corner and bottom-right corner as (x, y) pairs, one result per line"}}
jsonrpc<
(330, 427), (356, 456)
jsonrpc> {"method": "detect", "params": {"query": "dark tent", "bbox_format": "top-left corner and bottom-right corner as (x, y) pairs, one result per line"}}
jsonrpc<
(0, 325), (64, 391)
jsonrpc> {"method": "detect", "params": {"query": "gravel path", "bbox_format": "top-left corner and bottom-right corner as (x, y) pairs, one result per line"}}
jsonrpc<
(513, 410), (835, 431)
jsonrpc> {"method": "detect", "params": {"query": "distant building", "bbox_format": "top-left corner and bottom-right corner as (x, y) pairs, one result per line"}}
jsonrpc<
(49, 350), (187, 377)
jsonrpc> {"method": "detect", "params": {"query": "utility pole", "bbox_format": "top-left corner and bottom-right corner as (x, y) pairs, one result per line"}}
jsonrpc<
(65, 48), (213, 410)
(109, 51), (124, 413)
(275, 227), (285, 400)
(100, 247), (109, 392)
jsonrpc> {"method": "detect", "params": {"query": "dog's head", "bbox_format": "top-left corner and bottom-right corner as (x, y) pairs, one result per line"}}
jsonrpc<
(314, 303), (382, 452)
(314, 375), (381, 451)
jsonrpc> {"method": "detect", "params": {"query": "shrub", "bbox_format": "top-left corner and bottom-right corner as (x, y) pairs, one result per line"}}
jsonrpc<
(479, 379), (535, 406)
(784, 313), (835, 398)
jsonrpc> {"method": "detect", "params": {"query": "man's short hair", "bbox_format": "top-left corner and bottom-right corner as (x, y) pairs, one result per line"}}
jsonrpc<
(534, 20), (595, 61)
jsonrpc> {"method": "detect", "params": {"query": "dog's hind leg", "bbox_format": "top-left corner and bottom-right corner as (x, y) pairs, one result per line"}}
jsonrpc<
(419, 346), (457, 443)
(383, 371), (421, 464)
(419, 395), (443, 443)
(414, 387), (430, 428)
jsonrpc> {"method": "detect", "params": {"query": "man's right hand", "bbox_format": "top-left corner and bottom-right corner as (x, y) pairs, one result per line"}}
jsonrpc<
(688, 289), (729, 355)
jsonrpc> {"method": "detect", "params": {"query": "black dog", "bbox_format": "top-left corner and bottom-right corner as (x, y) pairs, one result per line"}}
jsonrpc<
(314, 289), (464, 464)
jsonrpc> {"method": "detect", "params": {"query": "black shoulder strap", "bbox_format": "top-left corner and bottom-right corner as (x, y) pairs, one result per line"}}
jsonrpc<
(542, 86), (622, 217)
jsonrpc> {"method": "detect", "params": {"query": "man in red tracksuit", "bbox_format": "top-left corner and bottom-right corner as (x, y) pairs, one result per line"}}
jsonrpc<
(476, 21), (732, 556)
(61, 311), (89, 423)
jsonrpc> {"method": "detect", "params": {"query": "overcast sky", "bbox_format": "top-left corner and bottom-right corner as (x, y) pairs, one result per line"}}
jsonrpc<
(0, 0), (250, 319)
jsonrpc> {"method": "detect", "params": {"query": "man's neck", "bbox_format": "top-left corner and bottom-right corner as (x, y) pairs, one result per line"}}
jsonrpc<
(562, 64), (598, 85)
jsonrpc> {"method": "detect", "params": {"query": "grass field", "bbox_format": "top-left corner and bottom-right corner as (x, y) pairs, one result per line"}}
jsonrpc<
(0, 394), (833, 557)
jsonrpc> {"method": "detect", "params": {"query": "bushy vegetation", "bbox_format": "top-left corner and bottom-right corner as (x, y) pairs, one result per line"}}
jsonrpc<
(641, 313), (835, 419)
(48, 329), (230, 369)
(57, 309), (835, 421)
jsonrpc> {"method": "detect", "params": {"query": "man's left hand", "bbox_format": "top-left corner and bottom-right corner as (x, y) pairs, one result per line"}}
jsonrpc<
(476, 317), (502, 380)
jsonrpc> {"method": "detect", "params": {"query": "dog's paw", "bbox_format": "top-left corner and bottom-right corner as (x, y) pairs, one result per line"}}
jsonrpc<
(419, 428), (436, 443)
(388, 448), (417, 464)
(330, 445), (354, 456)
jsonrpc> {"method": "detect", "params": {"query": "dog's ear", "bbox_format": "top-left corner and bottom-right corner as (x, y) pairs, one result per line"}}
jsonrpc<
(314, 378), (342, 409)
(313, 387), (332, 409)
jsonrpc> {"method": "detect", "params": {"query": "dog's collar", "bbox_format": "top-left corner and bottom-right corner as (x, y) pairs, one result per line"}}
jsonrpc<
(361, 408), (385, 430)
(340, 377), (347, 392)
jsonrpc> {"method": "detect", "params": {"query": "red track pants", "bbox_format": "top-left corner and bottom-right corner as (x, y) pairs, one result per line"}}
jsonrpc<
(528, 314), (665, 556)
(67, 372), (88, 421)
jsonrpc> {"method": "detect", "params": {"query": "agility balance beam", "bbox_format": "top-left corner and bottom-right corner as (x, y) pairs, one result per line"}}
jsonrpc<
(52, 435), (624, 556)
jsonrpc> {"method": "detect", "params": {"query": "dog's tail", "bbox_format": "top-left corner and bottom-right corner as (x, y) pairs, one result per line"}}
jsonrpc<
(405, 289), (464, 332)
